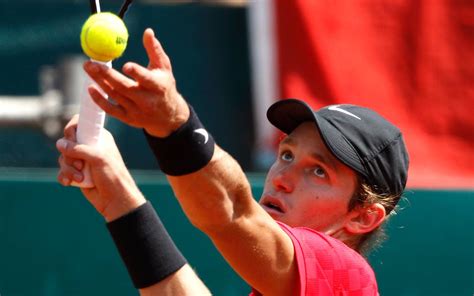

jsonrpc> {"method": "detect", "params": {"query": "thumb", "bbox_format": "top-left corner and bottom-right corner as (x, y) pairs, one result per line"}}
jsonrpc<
(64, 114), (79, 142)
(143, 28), (171, 70)
(56, 138), (103, 165)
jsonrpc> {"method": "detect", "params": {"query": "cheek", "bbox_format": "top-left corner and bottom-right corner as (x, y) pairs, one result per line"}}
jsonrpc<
(291, 190), (350, 226)
(300, 176), (352, 212)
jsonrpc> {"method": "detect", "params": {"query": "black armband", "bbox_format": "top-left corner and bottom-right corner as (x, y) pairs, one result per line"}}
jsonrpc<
(107, 201), (187, 289)
(144, 105), (215, 176)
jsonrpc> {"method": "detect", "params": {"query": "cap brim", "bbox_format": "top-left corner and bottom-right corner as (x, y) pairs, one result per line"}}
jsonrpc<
(266, 99), (317, 134)
(267, 99), (366, 177)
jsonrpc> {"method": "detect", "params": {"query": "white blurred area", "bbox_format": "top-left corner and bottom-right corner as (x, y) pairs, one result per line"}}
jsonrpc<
(0, 56), (88, 138)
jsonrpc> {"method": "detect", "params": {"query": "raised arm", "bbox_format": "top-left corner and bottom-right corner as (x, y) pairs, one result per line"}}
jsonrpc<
(83, 28), (298, 295)
(56, 116), (210, 295)
(167, 146), (298, 295)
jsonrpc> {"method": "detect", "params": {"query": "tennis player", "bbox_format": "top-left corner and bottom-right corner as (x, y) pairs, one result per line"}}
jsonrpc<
(57, 28), (409, 295)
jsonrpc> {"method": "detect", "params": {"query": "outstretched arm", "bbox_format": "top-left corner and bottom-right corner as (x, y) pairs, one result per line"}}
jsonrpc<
(167, 146), (297, 295)
(57, 117), (210, 295)
(83, 28), (298, 295)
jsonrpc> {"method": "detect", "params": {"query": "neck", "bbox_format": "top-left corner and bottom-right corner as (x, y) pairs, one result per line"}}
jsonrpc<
(329, 228), (361, 252)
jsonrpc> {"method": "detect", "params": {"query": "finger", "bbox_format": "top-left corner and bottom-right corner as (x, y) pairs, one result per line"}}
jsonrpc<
(58, 169), (83, 185)
(58, 146), (85, 171)
(62, 154), (74, 167)
(88, 85), (127, 119)
(58, 146), (84, 171)
(58, 159), (84, 185)
(73, 159), (84, 170)
(57, 172), (72, 186)
(65, 156), (84, 171)
(143, 28), (171, 70)
(58, 154), (66, 167)
(123, 62), (164, 92)
(84, 61), (137, 98)
(64, 114), (79, 141)
(56, 138), (102, 165)
(87, 79), (135, 110)
(59, 159), (84, 182)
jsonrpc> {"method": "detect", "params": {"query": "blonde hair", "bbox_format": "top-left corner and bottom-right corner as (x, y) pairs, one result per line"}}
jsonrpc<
(348, 181), (402, 255)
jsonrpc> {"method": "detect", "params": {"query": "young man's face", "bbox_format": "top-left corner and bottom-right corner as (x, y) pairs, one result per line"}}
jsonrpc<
(260, 122), (358, 234)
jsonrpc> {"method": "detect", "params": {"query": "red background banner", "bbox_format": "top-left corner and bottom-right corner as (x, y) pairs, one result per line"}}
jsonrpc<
(274, 0), (474, 188)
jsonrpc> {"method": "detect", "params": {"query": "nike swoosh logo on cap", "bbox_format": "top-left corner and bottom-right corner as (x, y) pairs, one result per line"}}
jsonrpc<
(193, 128), (209, 144)
(328, 105), (361, 120)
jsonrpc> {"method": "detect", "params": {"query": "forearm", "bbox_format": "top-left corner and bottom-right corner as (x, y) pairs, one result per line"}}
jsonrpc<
(167, 146), (297, 295)
(139, 264), (211, 296)
(99, 181), (146, 223)
(167, 145), (254, 233)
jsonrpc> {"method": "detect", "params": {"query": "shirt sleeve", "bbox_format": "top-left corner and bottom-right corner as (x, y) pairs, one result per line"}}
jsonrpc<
(248, 223), (333, 296)
(277, 222), (335, 296)
(276, 222), (379, 296)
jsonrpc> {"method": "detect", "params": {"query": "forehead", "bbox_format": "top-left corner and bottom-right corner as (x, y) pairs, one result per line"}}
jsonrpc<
(280, 121), (323, 147)
(280, 122), (343, 171)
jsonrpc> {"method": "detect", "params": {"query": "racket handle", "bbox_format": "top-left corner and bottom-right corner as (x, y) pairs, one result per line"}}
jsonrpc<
(71, 60), (111, 188)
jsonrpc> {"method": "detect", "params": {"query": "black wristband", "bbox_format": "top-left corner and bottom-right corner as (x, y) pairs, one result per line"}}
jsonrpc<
(106, 201), (187, 289)
(144, 105), (215, 176)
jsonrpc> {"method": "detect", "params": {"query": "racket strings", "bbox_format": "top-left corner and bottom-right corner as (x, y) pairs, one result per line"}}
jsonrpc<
(88, 0), (134, 19)
(118, 0), (134, 19)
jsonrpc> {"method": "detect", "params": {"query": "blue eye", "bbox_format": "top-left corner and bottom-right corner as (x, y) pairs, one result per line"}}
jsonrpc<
(280, 151), (293, 162)
(313, 167), (326, 178)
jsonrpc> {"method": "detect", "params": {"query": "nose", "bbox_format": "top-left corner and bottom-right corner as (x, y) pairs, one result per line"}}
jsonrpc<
(271, 165), (295, 193)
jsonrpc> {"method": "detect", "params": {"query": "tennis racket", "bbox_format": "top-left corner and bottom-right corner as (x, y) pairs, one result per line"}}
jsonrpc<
(71, 0), (133, 188)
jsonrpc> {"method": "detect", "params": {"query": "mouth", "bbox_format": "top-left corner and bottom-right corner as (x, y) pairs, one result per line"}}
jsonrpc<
(261, 196), (286, 214)
(264, 202), (284, 213)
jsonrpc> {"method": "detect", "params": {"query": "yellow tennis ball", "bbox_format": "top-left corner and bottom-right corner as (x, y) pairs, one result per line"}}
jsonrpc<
(80, 12), (128, 62)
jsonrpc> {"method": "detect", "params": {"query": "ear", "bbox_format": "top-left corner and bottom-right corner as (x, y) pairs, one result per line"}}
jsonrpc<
(344, 203), (386, 234)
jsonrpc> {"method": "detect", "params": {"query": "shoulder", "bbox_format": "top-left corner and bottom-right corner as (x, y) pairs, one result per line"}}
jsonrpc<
(276, 222), (379, 296)
(277, 221), (370, 265)
(277, 221), (338, 250)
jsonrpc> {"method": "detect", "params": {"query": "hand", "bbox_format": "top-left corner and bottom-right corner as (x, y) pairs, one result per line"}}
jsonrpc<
(83, 28), (190, 138)
(57, 115), (145, 222)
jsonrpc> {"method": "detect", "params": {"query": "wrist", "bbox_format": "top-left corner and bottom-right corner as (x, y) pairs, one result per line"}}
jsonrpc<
(106, 201), (187, 289)
(102, 190), (147, 223)
(144, 104), (215, 176)
(145, 95), (190, 138)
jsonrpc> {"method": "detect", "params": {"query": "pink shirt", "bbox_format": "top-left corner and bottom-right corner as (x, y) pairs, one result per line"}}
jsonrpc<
(250, 222), (378, 295)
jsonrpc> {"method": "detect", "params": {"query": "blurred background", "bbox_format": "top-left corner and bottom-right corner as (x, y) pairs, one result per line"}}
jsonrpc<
(0, 0), (472, 295)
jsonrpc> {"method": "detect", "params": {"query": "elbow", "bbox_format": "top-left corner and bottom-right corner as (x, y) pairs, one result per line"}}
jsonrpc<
(192, 184), (254, 235)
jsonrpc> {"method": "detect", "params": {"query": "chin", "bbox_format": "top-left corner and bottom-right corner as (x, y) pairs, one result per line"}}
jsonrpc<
(268, 212), (282, 221)
(264, 208), (285, 221)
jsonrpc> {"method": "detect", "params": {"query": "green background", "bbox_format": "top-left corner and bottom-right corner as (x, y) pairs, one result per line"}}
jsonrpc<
(0, 171), (472, 295)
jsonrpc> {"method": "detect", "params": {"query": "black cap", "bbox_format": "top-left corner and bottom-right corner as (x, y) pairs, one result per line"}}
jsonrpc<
(267, 98), (409, 199)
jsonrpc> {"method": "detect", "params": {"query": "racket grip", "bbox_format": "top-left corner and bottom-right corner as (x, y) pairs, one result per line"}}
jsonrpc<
(71, 60), (111, 188)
